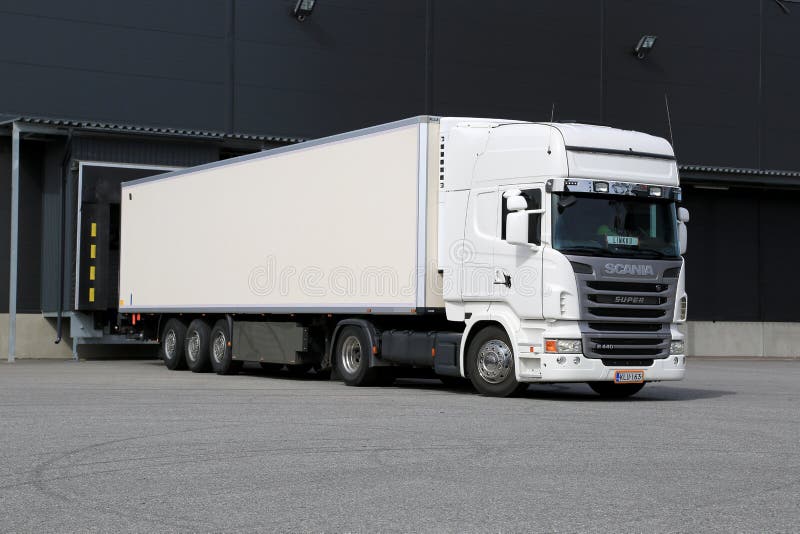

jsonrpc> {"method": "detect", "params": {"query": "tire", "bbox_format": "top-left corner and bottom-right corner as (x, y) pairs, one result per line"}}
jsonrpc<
(588, 381), (645, 398)
(466, 326), (528, 397)
(185, 319), (212, 373)
(209, 319), (242, 375)
(161, 318), (188, 370)
(335, 326), (381, 386)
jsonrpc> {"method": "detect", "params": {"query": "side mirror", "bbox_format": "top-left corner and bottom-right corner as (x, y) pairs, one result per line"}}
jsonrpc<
(678, 207), (690, 223)
(506, 211), (530, 247)
(506, 195), (527, 211)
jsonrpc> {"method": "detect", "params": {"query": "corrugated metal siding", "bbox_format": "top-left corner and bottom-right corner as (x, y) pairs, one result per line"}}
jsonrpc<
(71, 136), (219, 168)
(39, 145), (68, 313)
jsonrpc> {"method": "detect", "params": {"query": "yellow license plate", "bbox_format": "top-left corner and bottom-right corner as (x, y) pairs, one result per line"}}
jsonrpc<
(614, 370), (644, 384)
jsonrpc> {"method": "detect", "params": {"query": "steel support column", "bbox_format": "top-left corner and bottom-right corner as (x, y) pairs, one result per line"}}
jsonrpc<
(8, 123), (19, 362)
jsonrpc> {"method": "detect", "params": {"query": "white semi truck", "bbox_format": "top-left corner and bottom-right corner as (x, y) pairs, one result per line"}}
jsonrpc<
(118, 116), (689, 397)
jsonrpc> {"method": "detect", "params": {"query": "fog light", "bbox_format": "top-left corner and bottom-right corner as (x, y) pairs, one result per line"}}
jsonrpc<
(594, 181), (609, 193)
(572, 356), (581, 365)
(673, 356), (679, 365)
(649, 186), (663, 197)
(556, 356), (566, 364)
(670, 340), (684, 355)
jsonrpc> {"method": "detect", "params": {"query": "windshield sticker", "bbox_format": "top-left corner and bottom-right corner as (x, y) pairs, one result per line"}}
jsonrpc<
(607, 235), (639, 246)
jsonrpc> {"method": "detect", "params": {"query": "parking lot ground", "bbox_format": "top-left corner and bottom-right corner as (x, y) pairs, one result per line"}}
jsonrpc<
(0, 358), (798, 533)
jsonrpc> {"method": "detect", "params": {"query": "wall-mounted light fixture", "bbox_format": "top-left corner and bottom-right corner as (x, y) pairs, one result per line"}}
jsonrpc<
(633, 35), (658, 59)
(773, 0), (800, 15)
(292, 0), (316, 21)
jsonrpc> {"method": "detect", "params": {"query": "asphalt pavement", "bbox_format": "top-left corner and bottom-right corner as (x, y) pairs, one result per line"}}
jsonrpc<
(0, 358), (797, 533)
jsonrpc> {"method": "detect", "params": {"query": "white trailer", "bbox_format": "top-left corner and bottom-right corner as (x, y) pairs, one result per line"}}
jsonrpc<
(118, 116), (689, 397)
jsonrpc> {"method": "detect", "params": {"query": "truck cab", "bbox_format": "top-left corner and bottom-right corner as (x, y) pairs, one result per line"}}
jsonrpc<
(438, 118), (688, 397)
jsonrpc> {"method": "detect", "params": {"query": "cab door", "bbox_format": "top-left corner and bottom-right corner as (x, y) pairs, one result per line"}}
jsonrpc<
(491, 184), (546, 319)
(461, 186), (498, 301)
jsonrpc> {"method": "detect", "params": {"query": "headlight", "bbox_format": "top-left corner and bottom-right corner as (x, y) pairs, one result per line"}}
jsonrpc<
(545, 339), (582, 354)
(670, 340), (684, 355)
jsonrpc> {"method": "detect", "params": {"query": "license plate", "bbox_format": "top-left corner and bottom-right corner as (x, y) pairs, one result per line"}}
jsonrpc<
(614, 370), (644, 384)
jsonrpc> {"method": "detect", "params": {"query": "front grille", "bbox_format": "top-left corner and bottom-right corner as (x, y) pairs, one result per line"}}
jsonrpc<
(588, 335), (668, 357)
(588, 307), (667, 318)
(588, 322), (662, 332)
(591, 337), (662, 345)
(580, 277), (673, 359)
(587, 281), (669, 293)
(588, 294), (666, 305)
(582, 279), (674, 323)
(568, 256), (681, 362)
(602, 358), (655, 367)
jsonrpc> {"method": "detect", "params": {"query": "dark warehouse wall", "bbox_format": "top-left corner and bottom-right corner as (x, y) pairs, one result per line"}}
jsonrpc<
(2, 1), (800, 323)
(0, 0), (798, 171)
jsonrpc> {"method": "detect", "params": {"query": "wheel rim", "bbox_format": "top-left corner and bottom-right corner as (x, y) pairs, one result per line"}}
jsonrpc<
(340, 335), (362, 375)
(187, 330), (201, 363)
(212, 331), (226, 364)
(476, 339), (513, 384)
(164, 329), (177, 361)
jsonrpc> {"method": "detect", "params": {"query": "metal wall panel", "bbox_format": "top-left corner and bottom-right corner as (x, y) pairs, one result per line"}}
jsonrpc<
(39, 144), (66, 313)
(682, 186), (760, 321)
(0, 0), (228, 130)
(763, 5), (800, 170)
(0, 1), (797, 175)
(682, 185), (800, 322)
(233, 0), (426, 138)
(17, 143), (45, 312)
(604, 0), (761, 168)
(432, 0), (602, 124)
(70, 136), (219, 169)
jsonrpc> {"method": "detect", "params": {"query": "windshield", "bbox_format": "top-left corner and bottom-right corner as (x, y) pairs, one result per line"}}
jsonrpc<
(552, 193), (680, 259)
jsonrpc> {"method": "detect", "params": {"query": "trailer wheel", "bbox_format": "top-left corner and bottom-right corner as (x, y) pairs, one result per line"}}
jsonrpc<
(588, 381), (645, 398)
(210, 320), (242, 375)
(466, 326), (528, 397)
(161, 318), (188, 370)
(185, 319), (212, 373)
(335, 326), (381, 386)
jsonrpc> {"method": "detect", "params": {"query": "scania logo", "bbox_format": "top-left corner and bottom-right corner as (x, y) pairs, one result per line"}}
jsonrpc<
(604, 263), (654, 276)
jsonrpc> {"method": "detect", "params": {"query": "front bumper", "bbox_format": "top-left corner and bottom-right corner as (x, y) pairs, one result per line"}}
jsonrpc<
(517, 352), (686, 383)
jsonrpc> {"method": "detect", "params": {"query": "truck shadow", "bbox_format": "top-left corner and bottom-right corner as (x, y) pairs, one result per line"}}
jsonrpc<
(391, 378), (735, 401)
(520, 383), (736, 401)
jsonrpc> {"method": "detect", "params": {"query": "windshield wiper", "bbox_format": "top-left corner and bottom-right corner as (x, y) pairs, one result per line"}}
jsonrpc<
(557, 245), (608, 256)
(629, 250), (674, 259)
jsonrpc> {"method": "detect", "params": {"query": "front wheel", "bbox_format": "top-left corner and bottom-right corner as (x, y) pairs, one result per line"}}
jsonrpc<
(466, 326), (528, 397)
(588, 381), (645, 398)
